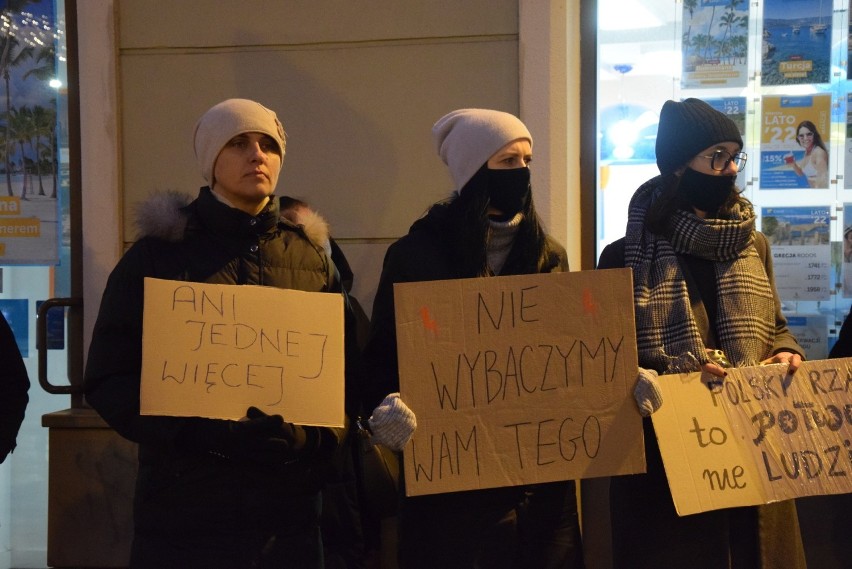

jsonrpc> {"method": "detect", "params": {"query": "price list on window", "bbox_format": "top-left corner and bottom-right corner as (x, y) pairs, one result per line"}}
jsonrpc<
(761, 207), (831, 301)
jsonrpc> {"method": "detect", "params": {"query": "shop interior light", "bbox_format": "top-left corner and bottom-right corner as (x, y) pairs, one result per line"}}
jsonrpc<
(599, 0), (663, 31)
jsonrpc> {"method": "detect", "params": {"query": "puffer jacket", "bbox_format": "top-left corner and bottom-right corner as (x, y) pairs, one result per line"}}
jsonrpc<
(84, 187), (349, 568)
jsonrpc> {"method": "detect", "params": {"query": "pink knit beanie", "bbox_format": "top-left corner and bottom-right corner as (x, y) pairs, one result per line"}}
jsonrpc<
(432, 108), (532, 191)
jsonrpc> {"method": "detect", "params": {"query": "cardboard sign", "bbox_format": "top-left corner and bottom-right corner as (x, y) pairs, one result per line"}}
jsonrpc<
(653, 358), (852, 516)
(651, 370), (765, 515)
(140, 277), (344, 427)
(394, 269), (645, 497)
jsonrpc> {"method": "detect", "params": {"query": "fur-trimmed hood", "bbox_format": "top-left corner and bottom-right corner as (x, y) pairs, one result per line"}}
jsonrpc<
(278, 196), (332, 257)
(134, 190), (193, 242)
(134, 190), (331, 254)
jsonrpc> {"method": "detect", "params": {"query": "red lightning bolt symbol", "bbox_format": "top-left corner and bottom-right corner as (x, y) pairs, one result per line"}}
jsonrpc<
(583, 288), (597, 315)
(420, 306), (438, 336)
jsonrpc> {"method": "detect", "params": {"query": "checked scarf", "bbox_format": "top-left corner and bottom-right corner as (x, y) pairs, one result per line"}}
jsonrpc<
(624, 177), (775, 373)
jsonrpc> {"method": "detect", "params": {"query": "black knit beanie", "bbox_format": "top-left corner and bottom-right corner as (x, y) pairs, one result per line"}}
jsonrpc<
(655, 98), (743, 176)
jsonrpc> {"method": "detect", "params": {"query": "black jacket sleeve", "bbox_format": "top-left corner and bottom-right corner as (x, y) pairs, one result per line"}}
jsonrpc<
(596, 238), (625, 270)
(86, 237), (350, 455)
(360, 241), (405, 412)
(0, 311), (28, 463)
(830, 308), (852, 358)
(84, 241), (187, 446)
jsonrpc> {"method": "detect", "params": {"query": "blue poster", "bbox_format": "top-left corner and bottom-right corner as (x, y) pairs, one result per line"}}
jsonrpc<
(786, 315), (828, 360)
(762, 206), (831, 301)
(841, 204), (852, 297)
(704, 97), (747, 133)
(762, 0), (831, 86)
(36, 300), (65, 350)
(846, 93), (852, 190)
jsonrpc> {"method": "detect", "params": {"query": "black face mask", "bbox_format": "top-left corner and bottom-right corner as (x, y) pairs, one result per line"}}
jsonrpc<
(485, 167), (531, 217)
(677, 168), (736, 214)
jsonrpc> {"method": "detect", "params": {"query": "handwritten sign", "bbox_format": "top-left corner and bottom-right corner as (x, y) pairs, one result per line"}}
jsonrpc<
(140, 277), (344, 426)
(652, 358), (852, 516)
(394, 269), (645, 497)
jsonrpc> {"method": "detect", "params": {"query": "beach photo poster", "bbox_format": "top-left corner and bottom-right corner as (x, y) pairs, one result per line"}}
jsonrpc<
(760, 94), (830, 189)
(761, 0), (831, 86)
(681, 0), (749, 89)
(761, 206), (831, 301)
(0, 1), (65, 264)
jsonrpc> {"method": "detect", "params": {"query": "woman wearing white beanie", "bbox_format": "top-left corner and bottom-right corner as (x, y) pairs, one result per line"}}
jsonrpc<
(85, 98), (353, 569)
(362, 108), (583, 568)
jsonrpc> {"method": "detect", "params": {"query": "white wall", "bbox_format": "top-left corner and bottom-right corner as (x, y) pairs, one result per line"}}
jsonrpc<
(520, 0), (581, 269)
(78, 1), (582, 331)
(79, 1), (121, 354)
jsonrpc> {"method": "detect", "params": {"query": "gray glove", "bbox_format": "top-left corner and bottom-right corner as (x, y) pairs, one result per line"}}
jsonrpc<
(634, 367), (663, 417)
(368, 392), (417, 451)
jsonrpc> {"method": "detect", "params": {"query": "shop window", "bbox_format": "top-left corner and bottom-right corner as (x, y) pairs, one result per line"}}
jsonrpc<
(596, 0), (849, 357)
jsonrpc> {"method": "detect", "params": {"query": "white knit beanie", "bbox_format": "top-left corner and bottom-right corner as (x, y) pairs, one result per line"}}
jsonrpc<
(193, 98), (287, 185)
(432, 108), (532, 191)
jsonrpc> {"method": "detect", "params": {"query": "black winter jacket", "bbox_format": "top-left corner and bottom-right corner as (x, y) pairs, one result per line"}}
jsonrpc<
(84, 187), (349, 568)
(362, 202), (569, 414)
(0, 311), (28, 463)
(360, 202), (579, 569)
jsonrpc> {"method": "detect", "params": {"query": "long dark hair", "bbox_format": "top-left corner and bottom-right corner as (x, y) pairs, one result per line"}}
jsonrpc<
(446, 164), (553, 277)
(796, 120), (828, 154)
(645, 172), (750, 235)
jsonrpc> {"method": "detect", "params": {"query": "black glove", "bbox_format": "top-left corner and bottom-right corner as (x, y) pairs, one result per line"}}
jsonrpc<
(246, 406), (309, 453)
(177, 409), (290, 464)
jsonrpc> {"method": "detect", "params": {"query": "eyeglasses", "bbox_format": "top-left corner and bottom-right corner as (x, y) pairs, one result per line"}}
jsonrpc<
(797, 131), (814, 139)
(698, 149), (748, 172)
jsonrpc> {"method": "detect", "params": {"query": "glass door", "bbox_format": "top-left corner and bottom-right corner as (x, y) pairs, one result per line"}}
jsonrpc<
(0, 0), (78, 567)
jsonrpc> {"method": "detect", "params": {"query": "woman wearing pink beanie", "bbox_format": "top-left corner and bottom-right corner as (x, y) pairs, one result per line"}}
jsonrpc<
(362, 108), (583, 568)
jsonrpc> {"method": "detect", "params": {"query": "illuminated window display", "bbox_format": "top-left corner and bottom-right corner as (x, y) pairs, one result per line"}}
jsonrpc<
(597, 0), (850, 358)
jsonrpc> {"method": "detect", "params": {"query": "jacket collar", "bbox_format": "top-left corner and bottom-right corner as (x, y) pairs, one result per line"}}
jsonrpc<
(193, 186), (279, 237)
(134, 187), (332, 252)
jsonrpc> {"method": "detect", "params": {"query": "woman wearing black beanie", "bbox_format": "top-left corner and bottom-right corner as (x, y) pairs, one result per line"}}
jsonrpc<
(597, 98), (807, 569)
